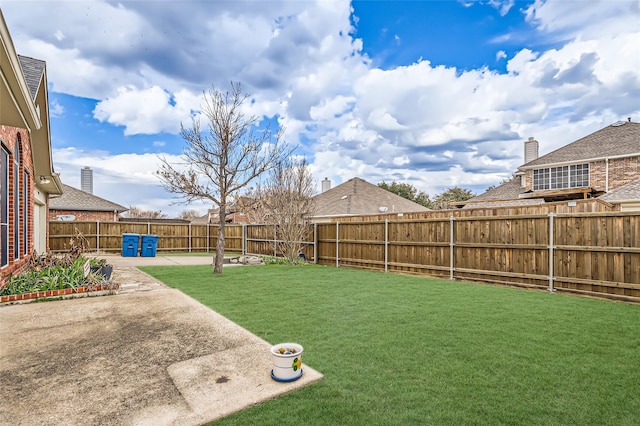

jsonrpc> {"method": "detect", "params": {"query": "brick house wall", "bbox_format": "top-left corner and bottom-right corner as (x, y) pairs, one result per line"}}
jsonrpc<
(48, 209), (118, 222)
(1, 125), (35, 288)
(590, 156), (639, 192)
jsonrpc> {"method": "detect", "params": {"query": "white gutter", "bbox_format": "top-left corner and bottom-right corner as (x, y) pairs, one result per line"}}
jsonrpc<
(519, 152), (640, 170)
(605, 158), (609, 192)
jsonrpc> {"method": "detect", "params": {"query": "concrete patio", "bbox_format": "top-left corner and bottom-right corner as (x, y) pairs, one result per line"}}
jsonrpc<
(0, 255), (323, 425)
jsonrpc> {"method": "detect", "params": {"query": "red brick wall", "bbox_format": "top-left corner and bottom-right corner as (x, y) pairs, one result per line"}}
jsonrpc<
(48, 209), (117, 222)
(1, 125), (35, 288)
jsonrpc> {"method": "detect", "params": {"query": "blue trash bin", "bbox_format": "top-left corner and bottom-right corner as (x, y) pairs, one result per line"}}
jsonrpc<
(140, 234), (159, 257)
(122, 233), (140, 257)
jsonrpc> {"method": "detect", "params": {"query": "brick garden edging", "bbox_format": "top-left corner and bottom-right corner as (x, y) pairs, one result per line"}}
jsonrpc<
(0, 284), (120, 304)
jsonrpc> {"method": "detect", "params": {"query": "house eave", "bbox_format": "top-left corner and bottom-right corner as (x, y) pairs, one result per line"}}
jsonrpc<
(519, 152), (640, 171)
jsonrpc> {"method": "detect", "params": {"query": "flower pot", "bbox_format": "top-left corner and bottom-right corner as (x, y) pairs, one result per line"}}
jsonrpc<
(270, 343), (304, 382)
(90, 265), (113, 280)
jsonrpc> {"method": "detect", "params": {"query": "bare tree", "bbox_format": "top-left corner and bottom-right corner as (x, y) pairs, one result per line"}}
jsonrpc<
(176, 209), (202, 221)
(246, 158), (316, 262)
(157, 82), (294, 273)
(121, 206), (168, 219)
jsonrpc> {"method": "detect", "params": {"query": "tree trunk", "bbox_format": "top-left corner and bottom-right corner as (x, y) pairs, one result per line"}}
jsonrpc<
(214, 208), (226, 274)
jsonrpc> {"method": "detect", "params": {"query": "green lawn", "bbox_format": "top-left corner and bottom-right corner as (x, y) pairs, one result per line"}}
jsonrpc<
(141, 264), (640, 425)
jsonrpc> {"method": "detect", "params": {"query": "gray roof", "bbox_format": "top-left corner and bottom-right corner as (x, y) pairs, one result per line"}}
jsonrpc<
(312, 177), (430, 217)
(466, 178), (526, 202)
(17, 55), (45, 100)
(599, 179), (640, 202)
(462, 178), (545, 208)
(49, 184), (127, 212)
(521, 121), (640, 168)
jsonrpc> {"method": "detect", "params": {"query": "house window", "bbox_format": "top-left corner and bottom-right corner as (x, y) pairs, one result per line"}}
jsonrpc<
(24, 171), (29, 255)
(14, 137), (20, 260)
(1, 143), (8, 267)
(533, 164), (589, 191)
(533, 168), (549, 190)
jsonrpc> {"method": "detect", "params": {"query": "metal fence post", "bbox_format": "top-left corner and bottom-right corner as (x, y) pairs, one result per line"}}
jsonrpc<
(450, 216), (455, 280)
(385, 219), (389, 273)
(313, 223), (318, 264)
(336, 222), (340, 268)
(548, 212), (555, 293)
(242, 224), (246, 255)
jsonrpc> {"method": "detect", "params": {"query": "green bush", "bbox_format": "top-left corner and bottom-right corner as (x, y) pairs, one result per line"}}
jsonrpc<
(1, 256), (102, 296)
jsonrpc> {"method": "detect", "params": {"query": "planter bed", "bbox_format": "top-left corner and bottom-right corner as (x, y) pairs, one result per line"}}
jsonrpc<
(0, 283), (119, 304)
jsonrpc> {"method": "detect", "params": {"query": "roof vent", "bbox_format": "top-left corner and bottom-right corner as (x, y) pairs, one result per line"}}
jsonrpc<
(379, 206), (388, 212)
(611, 121), (626, 127)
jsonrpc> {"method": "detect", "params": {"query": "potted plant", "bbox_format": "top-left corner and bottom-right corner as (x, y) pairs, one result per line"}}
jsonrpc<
(270, 343), (304, 382)
(89, 258), (113, 280)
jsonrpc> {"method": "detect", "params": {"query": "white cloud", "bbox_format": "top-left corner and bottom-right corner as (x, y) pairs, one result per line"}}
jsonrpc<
(3, 0), (638, 205)
(93, 86), (200, 135)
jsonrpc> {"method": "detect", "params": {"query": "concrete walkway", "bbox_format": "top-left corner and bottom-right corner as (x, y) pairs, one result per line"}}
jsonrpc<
(0, 255), (323, 425)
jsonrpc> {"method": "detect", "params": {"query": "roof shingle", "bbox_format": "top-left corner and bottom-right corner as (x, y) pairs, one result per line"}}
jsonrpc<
(522, 121), (640, 168)
(312, 177), (430, 217)
(49, 184), (127, 212)
(17, 55), (45, 101)
(599, 179), (640, 202)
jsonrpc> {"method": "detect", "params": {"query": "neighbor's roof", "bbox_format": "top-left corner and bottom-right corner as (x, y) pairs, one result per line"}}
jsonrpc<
(521, 121), (640, 169)
(461, 178), (545, 209)
(599, 179), (640, 203)
(17, 55), (44, 101)
(49, 184), (127, 212)
(312, 177), (430, 217)
(465, 178), (525, 202)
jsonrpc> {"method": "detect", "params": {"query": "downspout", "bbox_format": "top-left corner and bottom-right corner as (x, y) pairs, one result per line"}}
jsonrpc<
(605, 158), (609, 192)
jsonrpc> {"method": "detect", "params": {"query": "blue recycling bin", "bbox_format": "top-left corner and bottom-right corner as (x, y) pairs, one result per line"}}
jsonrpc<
(140, 234), (159, 257)
(121, 233), (140, 257)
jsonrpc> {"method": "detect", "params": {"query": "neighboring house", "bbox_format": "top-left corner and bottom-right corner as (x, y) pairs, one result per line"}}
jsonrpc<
(192, 204), (251, 225)
(312, 177), (430, 222)
(48, 184), (127, 222)
(1, 11), (63, 286)
(462, 120), (640, 210)
(599, 179), (640, 211)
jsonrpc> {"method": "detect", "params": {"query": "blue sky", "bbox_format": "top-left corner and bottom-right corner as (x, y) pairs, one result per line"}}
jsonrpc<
(2, 0), (639, 217)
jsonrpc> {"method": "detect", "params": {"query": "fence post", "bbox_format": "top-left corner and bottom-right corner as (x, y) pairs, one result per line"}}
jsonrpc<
(96, 221), (100, 252)
(336, 222), (340, 268)
(450, 216), (455, 280)
(548, 212), (555, 293)
(242, 224), (246, 255)
(313, 223), (318, 264)
(384, 219), (389, 273)
(274, 224), (277, 257)
(188, 223), (192, 253)
(206, 224), (210, 252)
(147, 221), (150, 234)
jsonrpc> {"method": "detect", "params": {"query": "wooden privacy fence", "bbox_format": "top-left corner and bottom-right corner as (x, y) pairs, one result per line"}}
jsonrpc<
(316, 212), (639, 300)
(49, 221), (244, 254)
(49, 211), (640, 301)
(48, 221), (315, 260)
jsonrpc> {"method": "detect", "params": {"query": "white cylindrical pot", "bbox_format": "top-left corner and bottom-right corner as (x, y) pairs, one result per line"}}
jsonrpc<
(270, 343), (304, 382)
